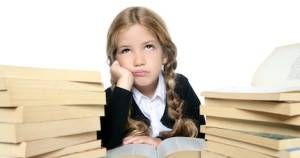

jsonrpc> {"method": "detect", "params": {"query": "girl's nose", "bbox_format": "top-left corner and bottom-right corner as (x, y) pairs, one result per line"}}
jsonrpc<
(134, 52), (146, 67)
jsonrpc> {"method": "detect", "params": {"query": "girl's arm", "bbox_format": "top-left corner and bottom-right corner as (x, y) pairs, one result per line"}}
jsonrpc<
(99, 61), (134, 149)
(100, 87), (132, 149)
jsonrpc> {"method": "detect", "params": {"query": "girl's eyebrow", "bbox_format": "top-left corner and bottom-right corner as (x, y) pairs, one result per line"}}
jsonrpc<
(118, 44), (130, 49)
(143, 40), (158, 45)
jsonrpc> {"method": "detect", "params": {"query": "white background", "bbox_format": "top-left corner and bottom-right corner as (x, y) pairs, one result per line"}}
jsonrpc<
(0, 0), (300, 97)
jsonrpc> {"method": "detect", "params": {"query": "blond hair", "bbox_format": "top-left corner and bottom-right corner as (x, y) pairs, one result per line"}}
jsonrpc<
(106, 6), (198, 138)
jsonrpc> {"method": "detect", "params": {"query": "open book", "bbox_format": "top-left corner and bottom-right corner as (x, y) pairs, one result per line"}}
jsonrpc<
(202, 44), (300, 102)
(252, 43), (300, 89)
(107, 137), (206, 158)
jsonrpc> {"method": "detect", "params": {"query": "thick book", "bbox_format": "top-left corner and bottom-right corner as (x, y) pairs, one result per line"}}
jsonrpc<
(107, 137), (206, 158)
(201, 150), (228, 158)
(200, 106), (300, 126)
(206, 134), (300, 158)
(0, 105), (104, 123)
(0, 65), (102, 83)
(0, 132), (96, 157)
(201, 87), (300, 102)
(206, 134), (280, 157)
(206, 141), (274, 158)
(280, 148), (300, 158)
(202, 127), (300, 150)
(56, 148), (106, 158)
(0, 117), (100, 143)
(205, 116), (300, 138)
(32, 140), (102, 158)
(204, 98), (300, 116)
(0, 77), (104, 92)
(0, 89), (106, 107)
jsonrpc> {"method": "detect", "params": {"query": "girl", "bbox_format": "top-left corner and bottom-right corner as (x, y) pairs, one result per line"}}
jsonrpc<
(98, 6), (205, 150)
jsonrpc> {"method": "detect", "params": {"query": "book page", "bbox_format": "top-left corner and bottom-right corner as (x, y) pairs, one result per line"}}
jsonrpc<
(252, 43), (300, 89)
(107, 144), (157, 158)
(157, 137), (206, 158)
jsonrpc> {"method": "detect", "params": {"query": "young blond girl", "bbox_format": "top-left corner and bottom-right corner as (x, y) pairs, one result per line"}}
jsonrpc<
(98, 6), (205, 149)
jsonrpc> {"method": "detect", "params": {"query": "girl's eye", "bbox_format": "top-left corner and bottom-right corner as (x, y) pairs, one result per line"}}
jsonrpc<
(120, 48), (130, 54)
(145, 44), (154, 51)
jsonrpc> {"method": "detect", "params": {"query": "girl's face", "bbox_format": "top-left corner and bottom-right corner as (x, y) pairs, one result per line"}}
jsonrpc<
(116, 24), (167, 91)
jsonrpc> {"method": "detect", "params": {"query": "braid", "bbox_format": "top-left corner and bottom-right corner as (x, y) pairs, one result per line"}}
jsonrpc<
(125, 118), (150, 137)
(159, 43), (199, 139)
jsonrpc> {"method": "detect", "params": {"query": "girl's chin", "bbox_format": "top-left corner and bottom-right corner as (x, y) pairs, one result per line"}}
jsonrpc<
(134, 80), (153, 88)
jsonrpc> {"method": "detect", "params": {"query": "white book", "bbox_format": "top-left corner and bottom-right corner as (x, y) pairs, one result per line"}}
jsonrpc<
(202, 44), (300, 101)
(252, 43), (300, 89)
(107, 137), (206, 158)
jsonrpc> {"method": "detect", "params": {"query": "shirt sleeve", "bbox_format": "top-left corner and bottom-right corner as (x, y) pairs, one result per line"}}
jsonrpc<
(98, 86), (132, 149)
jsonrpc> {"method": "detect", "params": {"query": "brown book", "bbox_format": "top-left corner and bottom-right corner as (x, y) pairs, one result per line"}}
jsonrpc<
(202, 89), (300, 102)
(280, 148), (300, 158)
(206, 140), (274, 158)
(33, 140), (102, 158)
(0, 132), (96, 157)
(0, 105), (104, 123)
(0, 89), (106, 107)
(206, 134), (280, 157)
(205, 116), (300, 137)
(0, 77), (104, 92)
(201, 150), (229, 158)
(0, 65), (102, 83)
(206, 134), (300, 158)
(202, 127), (300, 150)
(0, 117), (100, 143)
(56, 148), (106, 158)
(200, 106), (300, 126)
(205, 98), (300, 116)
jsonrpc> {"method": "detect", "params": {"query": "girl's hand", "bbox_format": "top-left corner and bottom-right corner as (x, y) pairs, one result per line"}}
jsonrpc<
(123, 136), (161, 147)
(110, 61), (134, 90)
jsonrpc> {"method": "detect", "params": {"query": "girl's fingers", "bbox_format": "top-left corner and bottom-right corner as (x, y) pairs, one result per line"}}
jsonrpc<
(123, 136), (144, 144)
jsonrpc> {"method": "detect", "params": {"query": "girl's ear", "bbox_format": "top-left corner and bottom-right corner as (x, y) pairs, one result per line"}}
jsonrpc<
(162, 57), (168, 65)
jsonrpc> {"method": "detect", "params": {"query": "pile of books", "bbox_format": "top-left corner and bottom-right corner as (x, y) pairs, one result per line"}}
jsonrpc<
(0, 65), (106, 158)
(200, 88), (300, 158)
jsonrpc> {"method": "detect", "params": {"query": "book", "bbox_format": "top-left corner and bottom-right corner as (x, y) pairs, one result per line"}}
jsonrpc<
(252, 43), (300, 89)
(205, 116), (300, 137)
(0, 65), (102, 83)
(0, 132), (96, 157)
(107, 137), (206, 158)
(206, 134), (300, 158)
(201, 87), (300, 102)
(0, 89), (106, 107)
(204, 98), (300, 116)
(205, 140), (274, 158)
(56, 148), (106, 158)
(0, 105), (104, 123)
(0, 117), (100, 143)
(32, 140), (102, 158)
(0, 77), (104, 92)
(202, 127), (300, 150)
(200, 106), (300, 126)
(206, 134), (281, 157)
(280, 148), (300, 158)
(201, 150), (229, 158)
(202, 44), (300, 102)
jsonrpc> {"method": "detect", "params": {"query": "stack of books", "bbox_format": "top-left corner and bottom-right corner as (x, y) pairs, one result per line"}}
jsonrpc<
(0, 65), (106, 158)
(200, 43), (300, 158)
(200, 88), (300, 158)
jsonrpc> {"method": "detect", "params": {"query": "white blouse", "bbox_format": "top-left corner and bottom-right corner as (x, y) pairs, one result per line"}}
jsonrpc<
(132, 72), (172, 137)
